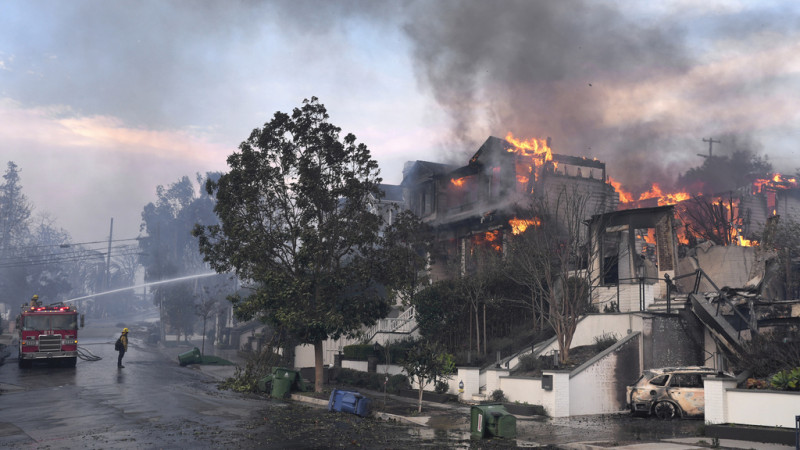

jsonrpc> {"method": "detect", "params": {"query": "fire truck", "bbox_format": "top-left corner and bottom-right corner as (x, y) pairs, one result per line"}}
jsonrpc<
(17, 303), (83, 368)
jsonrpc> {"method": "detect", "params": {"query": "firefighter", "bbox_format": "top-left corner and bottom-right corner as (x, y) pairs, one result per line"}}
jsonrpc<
(117, 328), (129, 368)
(29, 295), (39, 307)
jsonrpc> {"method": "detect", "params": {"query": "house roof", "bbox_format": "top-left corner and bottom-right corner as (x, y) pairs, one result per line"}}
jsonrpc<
(401, 160), (457, 185)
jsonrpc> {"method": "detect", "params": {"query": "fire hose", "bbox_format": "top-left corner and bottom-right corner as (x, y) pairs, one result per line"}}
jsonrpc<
(77, 346), (102, 361)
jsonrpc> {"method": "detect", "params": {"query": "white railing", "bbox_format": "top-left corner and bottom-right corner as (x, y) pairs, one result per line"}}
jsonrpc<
(364, 306), (417, 341)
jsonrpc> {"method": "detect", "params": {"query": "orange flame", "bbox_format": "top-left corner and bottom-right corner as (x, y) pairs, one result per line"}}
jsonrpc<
(753, 173), (798, 193)
(505, 133), (553, 162)
(637, 183), (692, 206)
(608, 177), (634, 203)
(451, 177), (466, 187)
(509, 217), (541, 235)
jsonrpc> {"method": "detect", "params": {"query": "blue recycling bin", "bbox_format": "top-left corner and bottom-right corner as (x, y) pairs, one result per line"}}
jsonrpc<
(328, 389), (371, 417)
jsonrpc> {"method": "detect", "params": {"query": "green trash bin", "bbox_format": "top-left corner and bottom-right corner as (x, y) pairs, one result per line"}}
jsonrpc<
(470, 404), (516, 439)
(271, 375), (292, 398)
(257, 374), (273, 393)
(177, 347), (201, 366)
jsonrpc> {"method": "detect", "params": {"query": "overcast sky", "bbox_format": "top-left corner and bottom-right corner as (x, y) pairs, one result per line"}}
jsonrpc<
(2, 0), (799, 243)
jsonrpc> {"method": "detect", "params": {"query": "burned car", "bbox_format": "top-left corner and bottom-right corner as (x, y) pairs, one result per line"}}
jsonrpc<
(626, 366), (719, 419)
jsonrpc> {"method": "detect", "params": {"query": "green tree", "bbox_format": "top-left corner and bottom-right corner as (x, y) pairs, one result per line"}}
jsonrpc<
(194, 97), (390, 392)
(399, 340), (455, 413)
(374, 209), (433, 306)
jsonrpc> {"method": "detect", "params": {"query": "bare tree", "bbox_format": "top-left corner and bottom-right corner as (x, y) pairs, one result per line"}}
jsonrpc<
(453, 242), (503, 357)
(677, 193), (751, 246)
(504, 186), (600, 364)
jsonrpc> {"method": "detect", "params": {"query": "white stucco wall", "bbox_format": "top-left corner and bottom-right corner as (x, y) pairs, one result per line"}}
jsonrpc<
(725, 390), (799, 428)
(483, 368), (509, 397)
(542, 371), (571, 417)
(703, 377), (736, 424)
(569, 350), (626, 415)
(458, 367), (480, 399)
(499, 376), (544, 405)
(535, 313), (643, 356)
(342, 359), (369, 372)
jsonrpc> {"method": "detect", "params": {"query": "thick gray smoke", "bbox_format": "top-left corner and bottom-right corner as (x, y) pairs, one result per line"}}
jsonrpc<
(401, 1), (699, 194)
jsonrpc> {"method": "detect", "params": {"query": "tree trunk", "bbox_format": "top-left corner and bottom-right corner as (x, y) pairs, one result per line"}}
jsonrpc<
(474, 304), (480, 356)
(314, 340), (324, 393)
(201, 317), (207, 356)
(483, 303), (487, 356)
(417, 381), (424, 413)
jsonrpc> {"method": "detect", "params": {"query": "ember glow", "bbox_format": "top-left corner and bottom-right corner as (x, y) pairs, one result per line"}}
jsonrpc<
(509, 217), (541, 235)
(753, 173), (798, 193)
(451, 177), (467, 187)
(473, 230), (502, 252)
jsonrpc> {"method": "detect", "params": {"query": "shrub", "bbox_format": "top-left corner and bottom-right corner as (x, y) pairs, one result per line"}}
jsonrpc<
(334, 368), (411, 393)
(518, 353), (541, 372)
(593, 333), (618, 353)
(435, 380), (449, 394)
(769, 367), (800, 391)
(342, 344), (376, 360)
(386, 374), (411, 393)
(490, 389), (506, 402)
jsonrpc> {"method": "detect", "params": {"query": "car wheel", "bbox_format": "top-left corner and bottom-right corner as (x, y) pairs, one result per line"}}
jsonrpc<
(653, 401), (678, 420)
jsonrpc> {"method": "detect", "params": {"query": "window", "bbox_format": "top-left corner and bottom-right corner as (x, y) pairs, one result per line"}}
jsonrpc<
(23, 314), (77, 331)
(649, 375), (669, 386)
(670, 373), (703, 388)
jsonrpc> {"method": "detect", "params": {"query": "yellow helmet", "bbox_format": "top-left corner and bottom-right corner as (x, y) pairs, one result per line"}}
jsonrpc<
(32, 295), (38, 300)
(122, 328), (129, 334)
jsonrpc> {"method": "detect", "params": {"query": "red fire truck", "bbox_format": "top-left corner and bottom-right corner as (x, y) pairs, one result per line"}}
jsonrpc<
(17, 303), (83, 368)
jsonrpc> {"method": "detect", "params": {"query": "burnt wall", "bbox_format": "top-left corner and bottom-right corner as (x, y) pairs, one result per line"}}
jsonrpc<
(613, 332), (642, 409)
(642, 312), (705, 369)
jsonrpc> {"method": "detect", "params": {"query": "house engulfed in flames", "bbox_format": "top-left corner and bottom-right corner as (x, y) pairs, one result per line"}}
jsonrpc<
(395, 135), (800, 332)
(400, 135), (618, 279)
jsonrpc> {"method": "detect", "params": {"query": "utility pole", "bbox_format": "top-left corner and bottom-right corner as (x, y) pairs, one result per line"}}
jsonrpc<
(105, 218), (113, 290)
(699, 138), (720, 158)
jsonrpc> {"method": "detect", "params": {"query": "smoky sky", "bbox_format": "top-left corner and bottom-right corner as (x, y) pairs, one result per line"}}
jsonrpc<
(2, 0), (798, 244)
(399, 0), (787, 195)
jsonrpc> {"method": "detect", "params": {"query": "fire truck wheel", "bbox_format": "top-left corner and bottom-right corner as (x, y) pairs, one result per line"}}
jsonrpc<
(18, 358), (31, 369)
(64, 357), (77, 367)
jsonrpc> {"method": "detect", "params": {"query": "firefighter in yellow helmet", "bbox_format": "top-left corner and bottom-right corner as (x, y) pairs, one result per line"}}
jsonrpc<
(29, 294), (40, 307)
(116, 328), (129, 368)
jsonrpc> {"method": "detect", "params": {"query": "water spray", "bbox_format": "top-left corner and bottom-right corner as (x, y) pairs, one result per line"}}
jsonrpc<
(63, 272), (219, 304)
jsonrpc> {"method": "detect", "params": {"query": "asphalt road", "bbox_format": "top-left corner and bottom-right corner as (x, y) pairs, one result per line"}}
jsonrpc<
(0, 321), (477, 449)
(0, 320), (282, 449)
(0, 319), (727, 449)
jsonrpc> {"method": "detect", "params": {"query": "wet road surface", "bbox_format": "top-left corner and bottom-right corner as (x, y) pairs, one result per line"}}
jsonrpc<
(0, 321), (276, 448)
(0, 320), (716, 449)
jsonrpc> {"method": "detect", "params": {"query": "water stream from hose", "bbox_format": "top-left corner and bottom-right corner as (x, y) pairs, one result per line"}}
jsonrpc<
(63, 272), (220, 303)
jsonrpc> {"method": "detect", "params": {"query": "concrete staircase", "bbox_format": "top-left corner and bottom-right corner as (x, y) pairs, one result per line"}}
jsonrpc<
(647, 293), (689, 313)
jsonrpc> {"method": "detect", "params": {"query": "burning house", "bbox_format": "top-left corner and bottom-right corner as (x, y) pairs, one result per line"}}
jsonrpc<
(401, 135), (618, 279)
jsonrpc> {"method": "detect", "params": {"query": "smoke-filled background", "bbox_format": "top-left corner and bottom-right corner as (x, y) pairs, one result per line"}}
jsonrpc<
(1, 0), (798, 242)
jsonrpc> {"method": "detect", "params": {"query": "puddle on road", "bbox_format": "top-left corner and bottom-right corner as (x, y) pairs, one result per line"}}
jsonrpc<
(427, 414), (468, 430)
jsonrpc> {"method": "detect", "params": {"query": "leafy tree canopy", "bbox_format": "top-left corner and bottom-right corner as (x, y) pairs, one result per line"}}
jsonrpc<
(194, 97), (390, 350)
